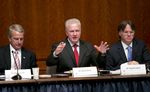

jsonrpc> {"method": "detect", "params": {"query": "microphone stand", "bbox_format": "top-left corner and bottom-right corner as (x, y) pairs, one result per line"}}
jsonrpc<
(12, 69), (22, 80)
(12, 51), (22, 80)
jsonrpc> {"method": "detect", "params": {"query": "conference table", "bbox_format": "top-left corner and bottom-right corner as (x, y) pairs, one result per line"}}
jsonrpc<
(0, 74), (150, 92)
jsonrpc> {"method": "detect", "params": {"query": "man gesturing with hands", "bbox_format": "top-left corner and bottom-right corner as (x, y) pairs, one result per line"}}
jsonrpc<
(46, 18), (109, 73)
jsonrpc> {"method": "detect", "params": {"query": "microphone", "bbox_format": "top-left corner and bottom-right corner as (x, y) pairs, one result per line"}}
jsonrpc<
(11, 51), (22, 80)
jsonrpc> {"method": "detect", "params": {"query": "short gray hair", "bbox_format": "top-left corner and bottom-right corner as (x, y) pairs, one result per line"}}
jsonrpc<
(8, 24), (24, 38)
(65, 18), (81, 28)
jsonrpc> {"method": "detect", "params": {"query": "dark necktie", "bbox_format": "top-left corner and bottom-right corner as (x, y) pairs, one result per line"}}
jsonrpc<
(127, 46), (132, 61)
(73, 44), (79, 65)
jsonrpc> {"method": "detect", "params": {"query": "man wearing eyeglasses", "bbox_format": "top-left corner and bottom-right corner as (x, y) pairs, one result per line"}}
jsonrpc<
(106, 20), (150, 70)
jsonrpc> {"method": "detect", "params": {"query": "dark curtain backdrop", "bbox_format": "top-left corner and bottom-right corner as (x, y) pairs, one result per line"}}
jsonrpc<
(0, 0), (150, 72)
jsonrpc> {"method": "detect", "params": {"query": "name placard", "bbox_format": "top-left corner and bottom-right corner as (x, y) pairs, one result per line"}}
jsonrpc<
(120, 64), (146, 75)
(5, 69), (31, 80)
(72, 66), (98, 77)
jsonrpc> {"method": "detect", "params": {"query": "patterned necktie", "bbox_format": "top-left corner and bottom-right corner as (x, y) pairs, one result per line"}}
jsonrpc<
(127, 46), (132, 61)
(73, 44), (79, 65)
(13, 51), (21, 69)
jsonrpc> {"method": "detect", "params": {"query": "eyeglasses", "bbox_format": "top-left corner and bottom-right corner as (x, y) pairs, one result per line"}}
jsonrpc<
(122, 31), (135, 35)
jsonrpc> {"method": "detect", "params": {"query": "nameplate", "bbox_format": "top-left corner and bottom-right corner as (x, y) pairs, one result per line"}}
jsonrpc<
(120, 64), (146, 75)
(5, 69), (31, 80)
(72, 66), (98, 77)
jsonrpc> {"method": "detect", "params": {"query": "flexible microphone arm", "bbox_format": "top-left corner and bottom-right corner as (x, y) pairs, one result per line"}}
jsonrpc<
(12, 51), (22, 80)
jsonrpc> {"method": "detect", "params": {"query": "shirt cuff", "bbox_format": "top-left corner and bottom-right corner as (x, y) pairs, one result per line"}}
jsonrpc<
(53, 51), (58, 58)
(101, 53), (106, 56)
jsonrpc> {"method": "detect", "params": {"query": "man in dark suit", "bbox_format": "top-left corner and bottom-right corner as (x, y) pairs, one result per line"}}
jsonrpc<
(46, 18), (109, 73)
(106, 20), (150, 70)
(0, 24), (37, 74)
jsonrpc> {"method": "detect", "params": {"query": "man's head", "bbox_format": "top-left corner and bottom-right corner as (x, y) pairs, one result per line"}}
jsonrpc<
(118, 20), (135, 45)
(8, 24), (24, 50)
(65, 18), (81, 44)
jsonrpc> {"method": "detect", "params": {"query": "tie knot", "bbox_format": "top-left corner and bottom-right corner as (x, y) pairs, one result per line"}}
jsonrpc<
(14, 51), (18, 54)
(127, 46), (132, 50)
(73, 44), (78, 48)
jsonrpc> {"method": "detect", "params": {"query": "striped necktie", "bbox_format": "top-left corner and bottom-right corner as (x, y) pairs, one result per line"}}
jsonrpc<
(13, 51), (21, 69)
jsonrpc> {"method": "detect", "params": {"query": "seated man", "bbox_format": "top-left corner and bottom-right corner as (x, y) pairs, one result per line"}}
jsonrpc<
(106, 20), (150, 70)
(0, 24), (37, 74)
(46, 18), (109, 73)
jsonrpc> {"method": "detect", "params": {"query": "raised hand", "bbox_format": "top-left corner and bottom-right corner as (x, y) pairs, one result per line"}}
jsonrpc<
(55, 42), (66, 56)
(94, 41), (109, 54)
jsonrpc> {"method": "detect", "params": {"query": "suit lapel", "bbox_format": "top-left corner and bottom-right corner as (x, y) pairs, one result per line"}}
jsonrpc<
(5, 45), (11, 69)
(21, 48), (26, 69)
(64, 40), (77, 66)
(132, 40), (138, 60)
(117, 42), (128, 63)
(78, 41), (86, 66)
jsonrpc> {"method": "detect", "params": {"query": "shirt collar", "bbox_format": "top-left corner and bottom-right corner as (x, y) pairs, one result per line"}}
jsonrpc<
(67, 38), (80, 47)
(10, 44), (21, 53)
(121, 41), (132, 50)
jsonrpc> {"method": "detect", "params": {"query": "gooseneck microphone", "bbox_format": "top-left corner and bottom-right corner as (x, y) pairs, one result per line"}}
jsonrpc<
(12, 51), (22, 80)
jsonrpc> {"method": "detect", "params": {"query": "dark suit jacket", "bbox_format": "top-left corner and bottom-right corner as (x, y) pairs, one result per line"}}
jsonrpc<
(106, 39), (150, 70)
(0, 45), (37, 74)
(46, 39), (105, 73)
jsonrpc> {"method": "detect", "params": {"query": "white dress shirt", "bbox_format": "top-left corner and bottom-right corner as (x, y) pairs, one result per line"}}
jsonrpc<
(121, 41), (132, 60)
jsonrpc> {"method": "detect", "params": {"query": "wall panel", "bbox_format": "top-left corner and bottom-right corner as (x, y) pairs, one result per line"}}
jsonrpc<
(0, 0), (150, 73)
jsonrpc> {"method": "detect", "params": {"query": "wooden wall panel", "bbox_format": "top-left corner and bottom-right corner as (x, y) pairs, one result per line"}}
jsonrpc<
(0, 0), (150, 73)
